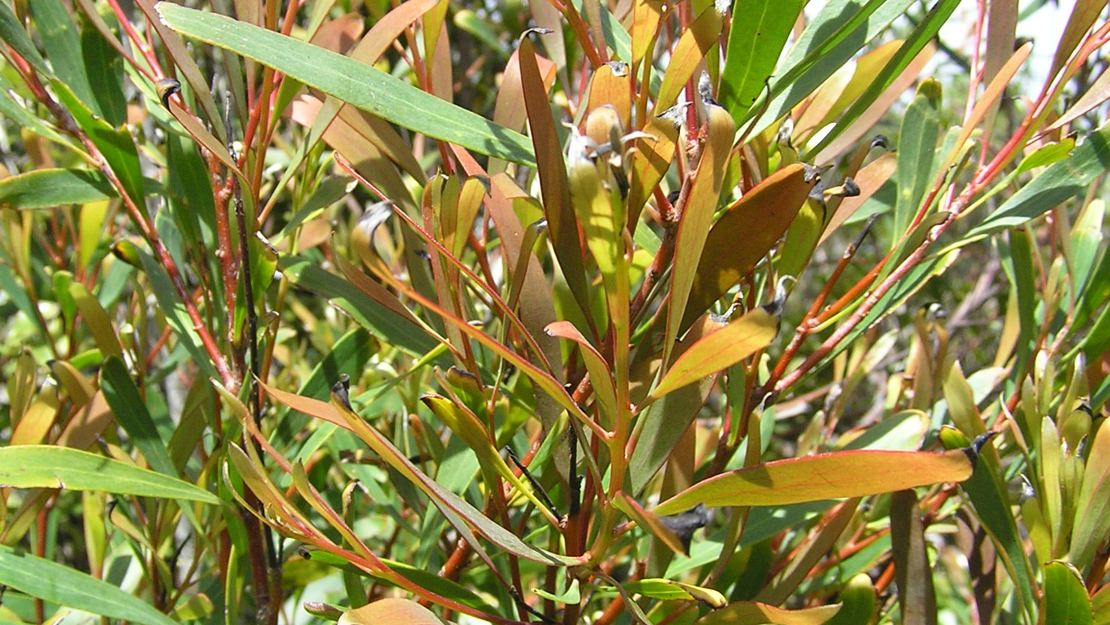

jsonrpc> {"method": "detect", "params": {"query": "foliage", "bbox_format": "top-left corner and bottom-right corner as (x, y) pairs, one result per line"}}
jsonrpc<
(0, 0), (1108, 624)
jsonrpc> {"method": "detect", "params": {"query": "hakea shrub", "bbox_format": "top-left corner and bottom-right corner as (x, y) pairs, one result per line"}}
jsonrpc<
(0, 1), (1107, 625)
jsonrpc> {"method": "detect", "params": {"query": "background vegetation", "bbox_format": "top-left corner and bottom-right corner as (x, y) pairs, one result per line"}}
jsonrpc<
(0, 0), (1108, 624)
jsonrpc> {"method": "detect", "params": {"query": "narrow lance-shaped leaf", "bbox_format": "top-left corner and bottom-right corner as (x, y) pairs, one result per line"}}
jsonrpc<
(545, 321), (618, 425)
(940, 428), (1038, 622)
(420, 394), (560, 526)
(0, 445), (217, 503)
(0, 168), (142, 210)
(100, 356), (177, 477)
(890, 490), (938, 625)
(803, 0), (961, 160)
(664, 102), (735, 368)
(650, 309), (777, 401)
(654, 447), (974, 515)
(518, 36), (592, 317)
(718, 0), (805, 123)
(51, 80), (145, 209)
(654, 6), (723, 112)
(0, 1), (49, 74)
(891, 85), (941, 242)
(748, 0), (916, 135)
(0, 545), (179, 625)
(956, 122), (1110, 247)
(156, 3), (534, 165)
(683, 163), (815, 329)
(1070, 417), (1110, 566)
(329, 381), (578, 565)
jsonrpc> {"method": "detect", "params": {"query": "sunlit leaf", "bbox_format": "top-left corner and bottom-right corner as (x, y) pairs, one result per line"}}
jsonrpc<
(683, 163), (815, 328)
(651, 309), (777, 401)
(719, 0), (805, 123)
(157, 3), (534, 164)
(1070, 418), (1110, 566)
(1043, 561), (1092, 625)
(0, 545), (178, 625)
(957, 122), (1110, 246)
(695, 600), (842, 625)
(0, 445), (217, 503)
(655, 448), (973, 515)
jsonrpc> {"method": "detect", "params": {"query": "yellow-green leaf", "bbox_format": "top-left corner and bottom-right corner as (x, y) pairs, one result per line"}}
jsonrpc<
(655, 448), (973, 515)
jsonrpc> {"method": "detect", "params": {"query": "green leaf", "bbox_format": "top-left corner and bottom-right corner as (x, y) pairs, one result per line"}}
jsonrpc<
(891, 90), (942, 240)
(136, 249), (220, 380)
(1070, 418), (1110, 566)
(0, 1), (49, 75)
(156, 3), (534, 165)
(0, 445), (217, 503)
(532, 579), (581, 604)
(81, 20), (127, 127)
(100, 356), (177, 477)
(328, 392), (577, 565)
(0, 169), (158, 210)
(1067, 199), (1104, 300)
(165, 132), (216, 250)
(0, 73), (73, 149)
(654, 448), (973, 515)
(420, 394), (557, 524)
(1043, 561), (1092, 625)
(0, 545), (178, 625)
(749, 0), (916, 135)
(719, 0), (806, 122)
(959, 122), (1110, 245)
(68, 281), (123, 357)
(31, 0), (100, 117)
(52, 80), (145, 208)
(622, 579), (726, 607)
(941, 429), (1038, 622)
(280, 256), (438, 356)
(890, 490), (937, 625)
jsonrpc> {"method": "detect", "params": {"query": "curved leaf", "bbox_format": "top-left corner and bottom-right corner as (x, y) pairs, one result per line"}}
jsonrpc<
(957, 122), (1110, 247)
(0, 445), (217, 503)
(0, 168), (131, 209)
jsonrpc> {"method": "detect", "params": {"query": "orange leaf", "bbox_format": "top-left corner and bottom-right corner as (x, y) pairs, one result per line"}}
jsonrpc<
(339, 598), (444, 625)
(682, 163), (815, 329)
